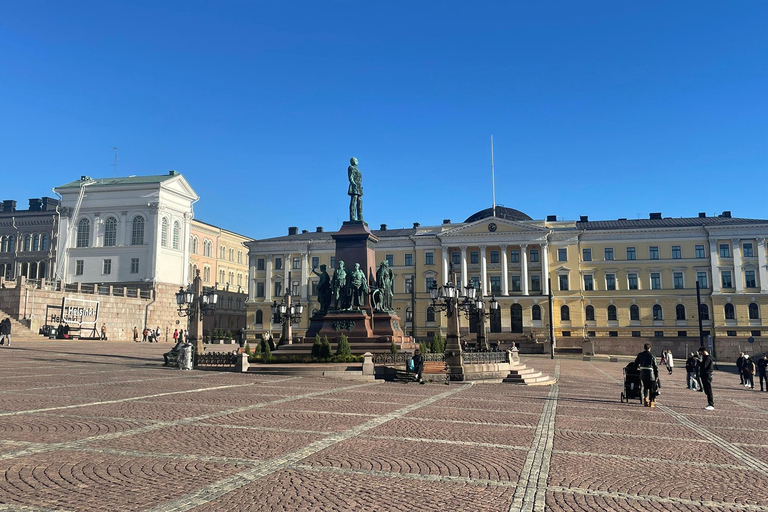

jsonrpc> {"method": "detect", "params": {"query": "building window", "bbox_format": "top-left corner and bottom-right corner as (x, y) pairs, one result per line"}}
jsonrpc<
(607, 305), (617, 321)
(405, 308), (413, 322)
(531, 275), (541, 292)
(695, 245), (705, 258)
(743, 243), (754, 257)
(558, 248), (567, 262)
(727, 331), (737, 337)
(490, 276), (501, 293)
(585, 305), (595, 321)
(103, 259), (111, 275)
(32, 234), (40, 251)
(490, 251), (499, 264)
(219, 246), (226, 259)
(161, 218), (169, 247)
(673, 272), (684, 289)
(292, 257), (301, 270)
(404, 276), (413, 294)
(129, 258), (138, 274)
(532, 305), (541, 321)
(470, 276), (480, 289)
(650, 272), (661, 290)
(451, 252), (460, 265)
(425, 252), (434, 265)
(191, 237), (198, 254)
(203, 266), (210, 282)
(724, 303), (735, 320)
(654, 331), (664, 338)
(751, 330), (761, 337)
(41, 234), (49, 251)
(559, 275), (569, 291)
(721, 271), (732, 288)
(470, 251), (478, 264)
(630, 304), (640, 321)
(745, 270), (756, 288)
(426, 307), (436, 323)
(719, 244), (731, 258)
(257, 258), (265, 270)
(228, 248), (234, 262)
(256, 282), (265, 297)
(171, 221), (179, 250)
(511, 276), (521, 292)
(649, 246), (659, 260)
(530, 249), (539, 263)
(275, 257), (282, 270)
(588, 331), (596, 337)
(652, 304), (663, 321)
(626, 247), (636, 260)
(632, 331), (641, 337)
(562, 331), (571, 337)
(274, 282), (282, 297)
(560, 305), (570, 321)
(749, 303), (760, 320)
(678, 331), (687, 337)
(606, 273), (616, 291)
(104, 217), (117, 247)
(76, 218), (90, 248)
(584, 275), (594, 291)
(604, 248), (614, 261)
(671, 246), (681, 259)
(75, 260), (84, 275)
(697, 272), (708, 289)
(308, 256), (318, 269)
(330, 257), (336, 269)
(385, 254), (394, 266)
(405, 253), (413, 266)
(699, 304), (709, 320)
(291, 282), (299, 296)
(582, 248), (592, 261)
(676, 304), (686, 321)
(23, 234), (31, 252)
(510, 250), (520, 263)
(238, 251), (243, 264)
(426, 277), (436, 292)
(628, 273), (638, 290)
(609, 331), (618, 337)
(237, 273), (243, 287)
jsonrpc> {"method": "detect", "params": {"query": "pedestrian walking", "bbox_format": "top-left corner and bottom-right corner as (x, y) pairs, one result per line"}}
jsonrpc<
(0, 318), (10, 347)
(178, 330), (185, 343)
(133, 326), (139, 342)
(758, 354), (768, 392)
(142, 327), (149, 343)
(685, 352), (699, 390)
(743, 355), (755, 389)
(412, 348), (425, 384)
(173, 329), (179, 343)
(698, 347), (715, 410)
(736, 352), (745, 385)
(238, 327), (247, 348)
(100, 323), (108, 340)
(665, 350), (674, 375)
(634, 343), (660, 407)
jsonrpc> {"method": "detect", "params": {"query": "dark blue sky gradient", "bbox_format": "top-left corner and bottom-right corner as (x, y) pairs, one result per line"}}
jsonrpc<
(1, 1), (766, 238)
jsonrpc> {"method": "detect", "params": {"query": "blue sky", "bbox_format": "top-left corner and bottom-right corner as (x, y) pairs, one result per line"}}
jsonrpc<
(1, 1), (766, 239)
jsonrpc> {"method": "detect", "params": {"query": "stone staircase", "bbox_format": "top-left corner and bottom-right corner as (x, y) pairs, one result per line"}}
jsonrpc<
(502, 363), (556, 385)
(0, 309), (39, 341)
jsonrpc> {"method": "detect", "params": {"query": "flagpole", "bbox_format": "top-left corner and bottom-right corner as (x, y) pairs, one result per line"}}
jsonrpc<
(491, 135), (496, 217)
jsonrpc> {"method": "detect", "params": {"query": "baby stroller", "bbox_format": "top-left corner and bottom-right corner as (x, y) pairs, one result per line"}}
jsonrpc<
(620, 361), (643, 403)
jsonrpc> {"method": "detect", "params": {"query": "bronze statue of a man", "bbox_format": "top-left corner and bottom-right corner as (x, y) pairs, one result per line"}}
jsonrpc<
(331, 261), (347, 310)
(375, 260), (394, 312)
(349, 263), (368, 309)
(311, 264), (331, 313)
(348, 157), (363, 222)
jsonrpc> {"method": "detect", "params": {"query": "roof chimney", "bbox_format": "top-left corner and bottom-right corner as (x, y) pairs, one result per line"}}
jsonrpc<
(579, 215), (588, 222)
(28, 198), (43, 211)
(380, 224), (387, 231)
(649, 212), (662, 220)
(41, 197), (59, 211)
(301, 230), (308, 234)
(719, 211), (732, 218)
(169, 170), (179, 176)
(288, 226), (298, 236)
(2, 200), (16, 212)
(413, 222), (420, 228)
(316, 226), (323, 233)
(698, 212), (706, 218)
(546, 215), (557, 222)
(442, 219), (451, 224)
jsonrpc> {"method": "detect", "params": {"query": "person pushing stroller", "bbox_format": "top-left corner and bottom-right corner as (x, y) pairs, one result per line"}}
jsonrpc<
(635, 343), (660, 407)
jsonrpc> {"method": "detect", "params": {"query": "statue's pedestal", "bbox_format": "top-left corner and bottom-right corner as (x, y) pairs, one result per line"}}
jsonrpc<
(306, 311), (373, 341)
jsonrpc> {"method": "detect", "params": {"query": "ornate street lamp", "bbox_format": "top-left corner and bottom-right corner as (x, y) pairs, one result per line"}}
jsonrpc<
(272, 273), (303, 345)
(173, 269), (219, 363)
(428, 264), (465, 380)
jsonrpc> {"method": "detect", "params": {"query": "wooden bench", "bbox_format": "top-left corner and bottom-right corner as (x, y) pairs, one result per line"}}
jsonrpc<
(405, 360), (448, 382)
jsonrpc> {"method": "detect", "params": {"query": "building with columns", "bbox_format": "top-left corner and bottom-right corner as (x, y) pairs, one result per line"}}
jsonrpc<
(245, 207), (768, 358)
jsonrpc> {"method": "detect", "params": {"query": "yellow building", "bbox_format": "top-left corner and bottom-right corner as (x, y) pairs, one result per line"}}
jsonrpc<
(245, 208), (768, 360)
(189, 219), (252, 335)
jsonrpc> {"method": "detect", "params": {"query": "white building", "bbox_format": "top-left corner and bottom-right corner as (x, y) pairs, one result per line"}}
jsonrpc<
(54, 172), (199, 287)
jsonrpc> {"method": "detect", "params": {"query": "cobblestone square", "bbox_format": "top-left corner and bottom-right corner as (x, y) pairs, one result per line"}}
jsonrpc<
(0, 340), (766, 511)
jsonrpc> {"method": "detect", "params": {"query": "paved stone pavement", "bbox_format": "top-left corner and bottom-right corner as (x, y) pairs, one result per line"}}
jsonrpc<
(0, 340), (766, 511)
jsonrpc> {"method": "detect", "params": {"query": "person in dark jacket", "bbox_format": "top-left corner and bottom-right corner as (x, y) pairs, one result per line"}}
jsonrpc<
(698, 347), (715, 410)
(0, 318), (10, 347)
(743, 355), (755, 389)
(238, 327), (247, 348)
(412, 348), (425, 384)
(758, 354), (768, 392)
(634, 343), (659, 407)
(736, 352), (745, 385)
(685, 353), (699, 390)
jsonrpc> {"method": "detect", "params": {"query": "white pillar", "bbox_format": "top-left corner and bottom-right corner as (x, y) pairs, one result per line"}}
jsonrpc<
(521, 244), (529, 296)
(460, 246), (468, 288)
(542, 244), (550, 295)
(283, 253), (290, 295)
(500, 244), (509, 296)
(300, 252), (308, 300)
(732, 239), (743, 293)
(248, 258), (256, 300)
(758, 238), (768, 293)
(181, 212), (192, 285)
(442, 247), (449, 285)
(709, 240), (721, 293)
(265, 254), (273, 299)
(479, 245), (488, 294)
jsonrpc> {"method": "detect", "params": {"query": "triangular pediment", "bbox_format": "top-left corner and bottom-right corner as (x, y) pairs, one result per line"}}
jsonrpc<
(162, 175), (199, 201)
(441, 218), (550, 236)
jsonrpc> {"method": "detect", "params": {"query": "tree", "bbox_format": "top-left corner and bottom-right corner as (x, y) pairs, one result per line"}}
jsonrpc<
(336, 334), (352, 357)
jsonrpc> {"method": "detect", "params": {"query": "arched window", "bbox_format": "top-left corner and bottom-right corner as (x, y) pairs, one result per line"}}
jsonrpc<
(560, 305), (570, 321)
(229, 248), (235, 261)
(724, 303), (735, 320)
(749, 303), (760, 320)
(699, 304), (709, 320)
(255, 310), (263, 325)
(23, 234), (31, 252)
(229, 271), (234, 285)
(32, 234), (40, 251)
(161, 218), (169, 247)
(607, 305), (617, 321)
(219, 269), (225, 284)
(76, 218), (90, 248)
(426, 307), (436, 322)
(238, 251), (243, 264)
(630, 304), (640, 321)
(191, 236), (199, 254)
(104, 217), (117, 247)
(29, 262), (38, 279)
(585, 305), (595, 321)
(172, 221), (180, 249)
(220, 246), (226, 259)
(38, 262), (46, 279)
(0, 236), (6, 252)
(41, 234), (49, 251)
(132, 217), (145, 245)
(237, 273), (243, 287)
(7, 235), (14, 252)
(20, 262), (28, 277)
(532, 304), (542, 321)
(204, 240), (212, 257)
(652, 304), (663, 321)
(676, 304), (686, 321)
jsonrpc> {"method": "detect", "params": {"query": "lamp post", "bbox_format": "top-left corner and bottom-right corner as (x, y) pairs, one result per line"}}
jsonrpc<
(429, 266), (464, 381)
(175, 269), (218, 360)
(272, 292), (304, 345)
(457, 282), (498, 352)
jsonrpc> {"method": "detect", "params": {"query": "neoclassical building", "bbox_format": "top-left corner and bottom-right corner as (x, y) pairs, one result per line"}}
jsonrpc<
(245, 206), (768, 357)
(0, 197), (59, 281)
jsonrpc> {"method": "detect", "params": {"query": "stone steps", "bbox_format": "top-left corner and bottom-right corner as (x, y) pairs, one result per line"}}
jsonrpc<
(503, 363), (556, 385)
(0, 309), (38, 341)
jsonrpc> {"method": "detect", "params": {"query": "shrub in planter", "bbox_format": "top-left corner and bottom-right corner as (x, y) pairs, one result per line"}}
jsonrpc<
(311, 335), (323, 359)
(320, 335), (332, 359)
(335, 334), (352, 357)
(419, 341), (428, 354)
(263, 341), (273, 362)
(390, 341), (398, 355)
(430, 332), (445, 354)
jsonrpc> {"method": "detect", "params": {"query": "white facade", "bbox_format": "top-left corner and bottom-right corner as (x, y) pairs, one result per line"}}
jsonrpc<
(54, 172), (199, 286)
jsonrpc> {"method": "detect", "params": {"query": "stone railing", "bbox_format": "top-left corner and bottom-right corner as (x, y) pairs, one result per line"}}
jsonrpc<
(196, 352), (238, 367)
(463, 351), (510, 365)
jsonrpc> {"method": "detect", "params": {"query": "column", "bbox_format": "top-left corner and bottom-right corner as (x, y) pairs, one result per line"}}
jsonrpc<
(757, 238), (768, 292)
(709, 240), (721, 293)
(479, 245), (488, 294)
(460, 246), (468, 288)
(121, 212), (130, 246)
(500, 244), (509, 296)
(542, 243), (550, 295)
(283, 253), (290, 295)
(247, 260), (255, 301)
(300, 252), (308, 301)
(148, 205), (160, 282)
(441, 247), (449, 285)
(520, 244), (529, 296)
(181, 212), (192, 285)
(732, 239), (743, 292)
(265, 254), (273, 300)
